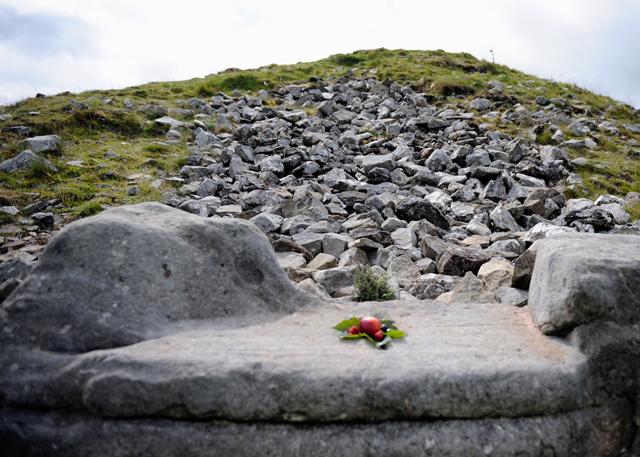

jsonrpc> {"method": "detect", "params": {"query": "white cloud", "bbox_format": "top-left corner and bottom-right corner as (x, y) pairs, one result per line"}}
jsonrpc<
(0, 0), (638, 106)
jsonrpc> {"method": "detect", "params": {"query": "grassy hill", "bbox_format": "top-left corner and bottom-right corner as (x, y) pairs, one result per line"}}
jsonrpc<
(1, 48), (639, 221)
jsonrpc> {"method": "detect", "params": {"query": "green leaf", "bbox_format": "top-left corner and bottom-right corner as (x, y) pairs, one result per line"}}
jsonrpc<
(340, 333), (365, 340)
(334, 317), (361, 331)
(386, 329), (406, 339)
(381, 319), (398, 330)
(361, 333), (376, 344)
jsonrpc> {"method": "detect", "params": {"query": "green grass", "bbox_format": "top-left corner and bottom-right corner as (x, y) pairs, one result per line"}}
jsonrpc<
(1, 48), (638, 222)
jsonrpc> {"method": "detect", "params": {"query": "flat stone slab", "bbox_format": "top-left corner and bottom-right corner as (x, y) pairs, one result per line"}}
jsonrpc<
(1, 300), (589, 422)
(1, 404), (632, 457)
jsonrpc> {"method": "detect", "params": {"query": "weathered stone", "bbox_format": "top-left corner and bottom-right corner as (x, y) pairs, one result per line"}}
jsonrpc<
(439, 272), (496, 303)
(312, 266), (356, 295)
(291, 232), (325, 256)
(436, 246), (492, 276)
(511, 242), (539, 289)
(31, 212), (54, 230)
(306, 253), (338, 271)
(419, 235), (450, 260)
(469, 98), (491, 111)
(282, 196), (329, 221)
(425, 149), (454, 172)
(496, 287), (529, 307)
(395, 198), (449, 229)
(490, 206), (520, 232)
(0, 258), (33, 283)
(361, 153), (395, 173)
(0, 203), (312, 352)
(387, 254), (420, 288)
(338, 247), (369, 267)
(19, 135), (61, 154)
(529, 234), (640, 334)
(478, 257), (514, 289)
(276, 251), (307, 270)
(250, 212), (284, 233)
(322, 233), (351, 258)
(0, 150), (57, 173)
(390, 227), (416, 249)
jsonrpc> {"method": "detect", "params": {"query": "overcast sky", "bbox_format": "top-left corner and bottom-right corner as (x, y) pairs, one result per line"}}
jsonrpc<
(0, 0), (638, 107)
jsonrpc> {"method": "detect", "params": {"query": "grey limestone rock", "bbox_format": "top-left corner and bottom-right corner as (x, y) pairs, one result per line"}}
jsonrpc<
(529, 234), (640, 334)
(18, 134), (61, 154)
(0, 202), (313, 352)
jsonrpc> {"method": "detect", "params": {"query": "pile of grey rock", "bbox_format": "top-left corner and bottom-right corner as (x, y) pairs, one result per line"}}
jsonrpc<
(153, 77), (640, 303)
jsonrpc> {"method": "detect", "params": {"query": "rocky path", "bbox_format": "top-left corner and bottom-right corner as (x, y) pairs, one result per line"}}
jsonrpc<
(158, 77), (639, 304)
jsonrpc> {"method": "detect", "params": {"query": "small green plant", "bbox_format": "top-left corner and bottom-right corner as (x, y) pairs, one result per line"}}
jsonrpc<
(353, 266), (395, 301)
(143, 143), (170, 154)
(26, 158), (55, 180)
(627, 202), (640, 222)
(536, 130), (554, 145)
(75, 200), (104, 218)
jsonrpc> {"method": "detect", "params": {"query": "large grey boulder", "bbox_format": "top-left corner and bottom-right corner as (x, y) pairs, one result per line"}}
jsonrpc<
(0, 202), (312, 352)
(529, 234), (640, 334)
(18, 135), (61, 154)
(0, 150), (57, 173)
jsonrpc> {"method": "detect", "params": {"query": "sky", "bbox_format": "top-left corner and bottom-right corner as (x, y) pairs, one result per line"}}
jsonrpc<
(0, 0), (638, 107)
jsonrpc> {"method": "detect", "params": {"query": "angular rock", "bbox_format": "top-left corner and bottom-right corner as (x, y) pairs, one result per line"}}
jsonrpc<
(306, 253), (338, 271)
(477, 257), (514, 289)
(387, 254), (420, 288)
(490, 206), (520, 232)
(322, 233), (351, 258)
(436, 246), (492, 276)
(0, 150), (57, 173)
(361, 153), (395, 174)
(439, 272), (496, 303)
(312, 266), (356, 295)
(276, 251), (307, 270)
(250, 212), (284, 233)
(338, 247), (369, 267)
(529, 234), (640, 334)
(425, 149), (454, 172)
(19, 135), (61, 154)
(395, 198), (449, 229)
(496, 287), (529, 307)
(31, 212), (54, 230)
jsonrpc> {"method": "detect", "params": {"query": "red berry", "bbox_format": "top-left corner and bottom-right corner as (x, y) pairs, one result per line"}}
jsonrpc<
(373, 330), (385, 341)
(359, 316), (382, 335)
(348, 325), (360, 335)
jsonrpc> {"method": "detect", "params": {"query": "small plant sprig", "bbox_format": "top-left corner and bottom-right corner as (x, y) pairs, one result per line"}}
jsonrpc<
(353, 266), (395, 302)
(334, 316), (406, 349)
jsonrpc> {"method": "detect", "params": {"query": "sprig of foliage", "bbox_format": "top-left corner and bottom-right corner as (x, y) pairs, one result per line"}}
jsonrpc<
(353, 266), (395, 301)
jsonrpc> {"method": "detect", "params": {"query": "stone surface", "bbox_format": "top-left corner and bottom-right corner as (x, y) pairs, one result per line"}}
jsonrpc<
(0, 300), (591, 422)
(529, 234), (640, 334)
(1, 404), (631, 457)
(0, 203), (313, 352)
(0, 150), (57, 173)
(478, 257), (514, 289)
(437, 246), (492, 276)
(18, 134), (61, 154)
